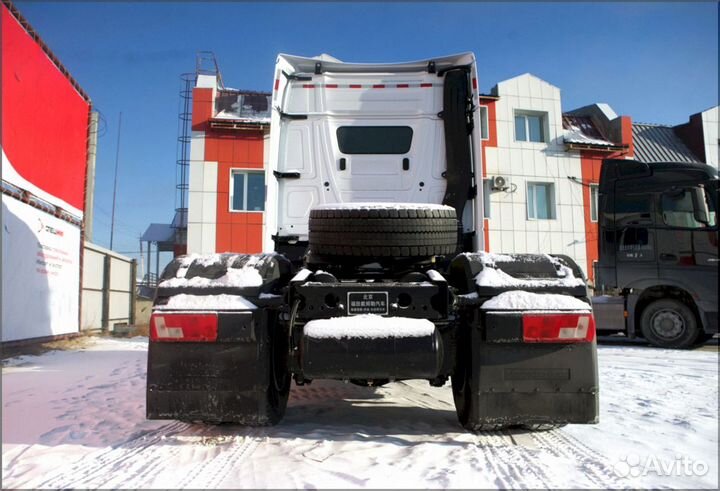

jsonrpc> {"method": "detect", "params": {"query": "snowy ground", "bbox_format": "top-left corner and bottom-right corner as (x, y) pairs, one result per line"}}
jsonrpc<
(2, 336), (717, 489)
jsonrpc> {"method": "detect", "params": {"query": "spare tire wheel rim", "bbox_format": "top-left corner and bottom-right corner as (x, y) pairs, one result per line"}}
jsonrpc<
(651, 309), (685, 340)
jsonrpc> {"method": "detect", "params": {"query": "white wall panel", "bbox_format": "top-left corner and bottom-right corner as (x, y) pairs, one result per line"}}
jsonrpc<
(187, 223), (202, 253)
(189, 161), (204, 193)
(2, 195), (80, 341)
(190, 131), (205, 161)
(203, 162), (218, 193)
(202, 192), (217, 223)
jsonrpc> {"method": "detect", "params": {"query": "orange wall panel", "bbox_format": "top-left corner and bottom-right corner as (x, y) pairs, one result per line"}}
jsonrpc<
(246, 224), (263, 252)
(216, 223), (232, 253)
(217, 137), (234, 163)
(191, 88), (213, 131)
(204, 136), (218, 161)
(232, 140), (249, 162)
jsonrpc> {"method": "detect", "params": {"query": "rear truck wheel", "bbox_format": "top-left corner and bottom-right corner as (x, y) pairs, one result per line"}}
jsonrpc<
(451, 325), (483, 430)
(640, 299), (701, 349)
(308, 203), (458, 259)
(265, 314), (291, 425)
(147, 253), (293, 425)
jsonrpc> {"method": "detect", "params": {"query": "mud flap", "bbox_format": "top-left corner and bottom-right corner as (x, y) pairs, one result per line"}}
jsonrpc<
(450, 252), (599, 426)
(146, 309), (277, 424)
(466, 312), (599, 426)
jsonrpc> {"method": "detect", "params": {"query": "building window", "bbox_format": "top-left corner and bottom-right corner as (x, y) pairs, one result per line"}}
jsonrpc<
(514, 111), (547, 143)
(479, 106), (489, 140)
(230, 170), (265, 212)
(590, 184), (599, 222)
(527, 182), (556, 220)
(483, 179), (491, 218)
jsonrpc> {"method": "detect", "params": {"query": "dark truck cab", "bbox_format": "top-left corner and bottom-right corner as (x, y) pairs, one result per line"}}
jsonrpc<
(593, 159), (718, 348)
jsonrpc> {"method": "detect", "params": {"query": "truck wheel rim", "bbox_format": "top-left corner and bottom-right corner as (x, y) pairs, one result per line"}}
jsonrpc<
(651, 310), (685, 340)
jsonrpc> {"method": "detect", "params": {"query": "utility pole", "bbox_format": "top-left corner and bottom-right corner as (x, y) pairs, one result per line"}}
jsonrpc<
(110, 112), (122, 250)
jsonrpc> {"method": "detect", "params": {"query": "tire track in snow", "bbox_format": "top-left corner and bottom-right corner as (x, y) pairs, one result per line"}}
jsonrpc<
(393, 382), (574, 488)
(474, 431), (553, 489)
(531, 429), (624, 488)
(33, 421), (189, 489)
(201, 430), (262, 489)
(394, 382), (552, 488)
(172, 429), (261, 489)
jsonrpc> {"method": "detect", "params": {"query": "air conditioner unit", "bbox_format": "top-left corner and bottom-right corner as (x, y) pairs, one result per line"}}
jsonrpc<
(490, 175), (509, 191)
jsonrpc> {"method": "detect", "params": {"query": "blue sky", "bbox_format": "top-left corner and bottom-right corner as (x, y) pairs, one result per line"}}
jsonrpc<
(14, 1), (718, 271)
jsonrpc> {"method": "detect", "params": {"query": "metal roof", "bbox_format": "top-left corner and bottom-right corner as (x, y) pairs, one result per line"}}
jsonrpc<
(141, 223), (175, 244)
(632, 123), (702, 164)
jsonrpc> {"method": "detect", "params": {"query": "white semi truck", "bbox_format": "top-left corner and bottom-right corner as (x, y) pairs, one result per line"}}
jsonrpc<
(146, 53), (599, 430)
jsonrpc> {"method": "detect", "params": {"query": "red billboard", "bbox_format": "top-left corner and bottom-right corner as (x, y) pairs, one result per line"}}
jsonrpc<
(1, 2), (90, 216)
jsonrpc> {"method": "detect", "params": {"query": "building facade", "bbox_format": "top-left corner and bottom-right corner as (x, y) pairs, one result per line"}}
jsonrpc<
(186, 74), (270, 255)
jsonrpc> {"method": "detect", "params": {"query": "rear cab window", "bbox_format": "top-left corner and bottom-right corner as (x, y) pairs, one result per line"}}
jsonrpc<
(337, 126), (413, 154)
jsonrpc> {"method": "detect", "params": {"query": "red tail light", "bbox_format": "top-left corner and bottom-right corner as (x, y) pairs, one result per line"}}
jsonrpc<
(150, 313), (218, 342)
(522, 313), (595, 343)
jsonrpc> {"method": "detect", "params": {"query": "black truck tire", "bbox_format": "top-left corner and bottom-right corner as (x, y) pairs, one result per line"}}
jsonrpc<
(264, 316), (291, 425)
(640, 299), (701, 349)
(308, 205), (458, 258)
(451, 326), (491, 431)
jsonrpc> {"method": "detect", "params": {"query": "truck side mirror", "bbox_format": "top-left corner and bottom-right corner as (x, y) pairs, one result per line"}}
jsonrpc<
(690, 187), (710, 225)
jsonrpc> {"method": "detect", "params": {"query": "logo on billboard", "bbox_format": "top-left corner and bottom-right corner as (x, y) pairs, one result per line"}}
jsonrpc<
(37, 218), (65, 237)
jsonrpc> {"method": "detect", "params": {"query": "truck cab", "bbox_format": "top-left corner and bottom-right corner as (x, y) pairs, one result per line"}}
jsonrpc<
(266, 53), (482, 260)
(594, 159), (718, 348)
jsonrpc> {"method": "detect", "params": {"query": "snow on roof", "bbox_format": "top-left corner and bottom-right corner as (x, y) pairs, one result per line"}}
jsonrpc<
(213, 90), (271, 123)
(481, 290), (591, 311)
(154, 294), (257, 311)
(304, 315), (435, 339)
(562, 115), (616, 147)
(313, 202), (454, 211)
(595, 103), (618, 120)
(473, 252), (586, 288)
(159, 255), (265, 288)
(213, 110), (270, 124)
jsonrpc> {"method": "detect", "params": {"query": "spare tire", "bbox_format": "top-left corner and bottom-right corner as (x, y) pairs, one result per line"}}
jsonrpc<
(308, 203), (458, 258)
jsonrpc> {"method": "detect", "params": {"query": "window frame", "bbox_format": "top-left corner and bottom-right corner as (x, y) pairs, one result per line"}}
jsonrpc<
(514, 110), (547, 143)
(229, 169), (266, 213)
(526, 181), (557, 220)
(479, 105), (489, 141)
(590, 183), (599, 222)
